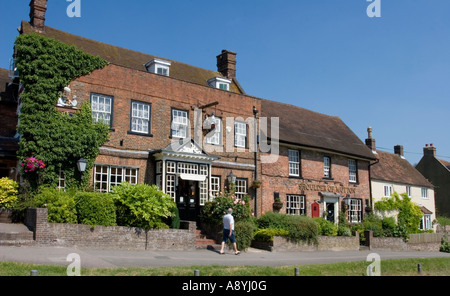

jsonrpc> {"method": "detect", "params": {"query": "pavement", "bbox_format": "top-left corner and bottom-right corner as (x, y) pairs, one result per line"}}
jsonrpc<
(1, 245), (450, 269)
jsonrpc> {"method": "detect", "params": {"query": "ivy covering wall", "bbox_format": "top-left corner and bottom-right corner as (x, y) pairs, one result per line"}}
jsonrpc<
(15, 33), (110, 189)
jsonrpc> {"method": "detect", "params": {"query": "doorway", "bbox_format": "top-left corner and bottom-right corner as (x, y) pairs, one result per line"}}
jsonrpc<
(326, 203), (335, 223)
(176, 178), (200, 221)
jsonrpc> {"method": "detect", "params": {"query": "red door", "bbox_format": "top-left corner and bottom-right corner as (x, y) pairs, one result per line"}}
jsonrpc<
(312, 202), (320, 218)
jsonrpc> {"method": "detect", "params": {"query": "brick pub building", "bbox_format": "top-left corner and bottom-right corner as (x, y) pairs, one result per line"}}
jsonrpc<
(4, 0), (376, 223)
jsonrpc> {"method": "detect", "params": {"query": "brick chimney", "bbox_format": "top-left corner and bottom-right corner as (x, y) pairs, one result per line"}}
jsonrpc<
(423, 144), (437, 157)
(365, 127), (376, 151)
(217, 50), (237, 79)
(29, 0), (47, 32)
(394, 145), (404, 158)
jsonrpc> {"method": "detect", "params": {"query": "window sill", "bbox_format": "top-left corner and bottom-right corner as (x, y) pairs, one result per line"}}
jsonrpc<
(127, 131), (153, 137)
(288, 176), (303, 180)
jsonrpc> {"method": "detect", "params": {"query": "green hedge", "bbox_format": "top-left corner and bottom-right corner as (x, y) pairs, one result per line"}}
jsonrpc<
(33, 187), (77, 224)
(253, 228), (289, 242)
(233, 220), (257, 251)
(74, 192), (116, 227)
(256, 212), (318, 244)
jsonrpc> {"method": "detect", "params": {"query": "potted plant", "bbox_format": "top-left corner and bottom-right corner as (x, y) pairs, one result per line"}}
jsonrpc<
(251, 180), (262, 189)
(273, 197), (283, 213)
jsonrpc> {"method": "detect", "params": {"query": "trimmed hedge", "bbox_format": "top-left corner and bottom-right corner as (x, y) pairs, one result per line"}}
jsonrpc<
(256, 212), (318, 244)
(75, 192), (117, 226)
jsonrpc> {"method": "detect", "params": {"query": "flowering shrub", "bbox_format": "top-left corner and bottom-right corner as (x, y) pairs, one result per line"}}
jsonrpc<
(21, 157), (45, 173)
(200, 193), (252, 225)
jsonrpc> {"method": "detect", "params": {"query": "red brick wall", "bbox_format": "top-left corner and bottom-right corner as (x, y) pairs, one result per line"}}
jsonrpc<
(260, 145), (371, 218)
(66, 64), (260, 200)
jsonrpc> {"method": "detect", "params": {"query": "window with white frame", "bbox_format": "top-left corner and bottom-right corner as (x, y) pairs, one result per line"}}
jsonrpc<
(384, 185), (393, 197)
(91, 93), (113, 127)
(420, 214), (432, 230)
(421, 187), (429, 199)
(406, 185), (412, 197)
(348, 199), (363, 223)
(94, 165), (138, 192)
(286, 195), (306, 215)
(324, 156), (331, 178)
(199, 179), (208, 206)
(145, 59), (171, 77)
(57, 169), (65, 191)
(166, 174), (176, 200)
(348, 159), (357, 183)
(289, 150), (300, 177)
(234, 122), (247, 148)
(235, 178), (247, 200)
(211, 176), (221, 197)
(131, 101), (151, 134)
(171, 109), (189, 138)
(206, 117), (222, 145)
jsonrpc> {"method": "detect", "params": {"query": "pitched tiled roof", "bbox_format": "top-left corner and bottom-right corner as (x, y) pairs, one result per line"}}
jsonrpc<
(20, 21), (243, 94)
(438, 159), (450, 172)
(261, 99), (376, 160)
(371, 150), (434, 188)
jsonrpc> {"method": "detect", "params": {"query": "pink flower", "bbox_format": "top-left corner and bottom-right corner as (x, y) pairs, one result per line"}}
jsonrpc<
(241, 201), (245, 205)
(234, 200), (238, 204)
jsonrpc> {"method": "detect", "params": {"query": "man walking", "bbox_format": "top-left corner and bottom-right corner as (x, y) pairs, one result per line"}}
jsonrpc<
(219, 208), (240, 255)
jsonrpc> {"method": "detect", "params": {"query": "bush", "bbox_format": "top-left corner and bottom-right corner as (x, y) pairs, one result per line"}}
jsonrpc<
(112, 182), (176, 229)
(75, 192), (116, 226)
(254, 228), (289, 242)
(440, 235), (450, 253)
(33, 187), (77, 224)
(0, 178), (19, 209)
(314, 218), (337, 236)
(337, 226), (352, 237)
(256, 212), (318, 244)
(201, 194), (252, 225)
(233, 220), (256, 251)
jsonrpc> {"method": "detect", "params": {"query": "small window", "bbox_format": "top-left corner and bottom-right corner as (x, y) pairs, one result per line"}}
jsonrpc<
(235, 178), (248, 200)
(206, 117), (222, 145)
(324, 156), (331, 178)
(207, 77), (231, 91)
(145, 59), (171, 76)
(420, 214), (432, 230)
(348, 199), (363, 223)
(91, 93), (113, 127)
(384, 185), (393, 197)
(406, 185), (412, 197)
(289, 150), (300, 177)
(348, 159), (357, 183)
(286, 195), (306, 215)
(421, 188), (429, 199)
(131, 101), (151, 134)
(171, 109), (189, 138)
(211, 176), (221, 197)
(234, 121), (247, 148)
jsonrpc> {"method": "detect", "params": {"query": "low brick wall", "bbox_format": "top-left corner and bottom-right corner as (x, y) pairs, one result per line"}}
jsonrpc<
(25, 208), (196, 250)
(253, 233), (360, 252)
(364, 230), (444, 252)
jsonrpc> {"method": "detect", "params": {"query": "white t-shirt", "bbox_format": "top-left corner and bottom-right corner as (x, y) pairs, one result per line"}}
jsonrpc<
(223, 214), (235, 231)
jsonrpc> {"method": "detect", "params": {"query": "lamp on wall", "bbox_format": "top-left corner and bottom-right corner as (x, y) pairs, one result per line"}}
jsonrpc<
(227, 171), (237, 186)
(77, 158), (88, 173)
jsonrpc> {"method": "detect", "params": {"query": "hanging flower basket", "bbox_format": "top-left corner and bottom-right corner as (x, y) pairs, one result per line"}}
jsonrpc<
(251, 180), (262, 189)
(21, 157), (45, 174)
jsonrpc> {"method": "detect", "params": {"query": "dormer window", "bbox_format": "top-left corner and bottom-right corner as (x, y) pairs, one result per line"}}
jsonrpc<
(207, 77), (231, 91)
(145, 59), (171, 76)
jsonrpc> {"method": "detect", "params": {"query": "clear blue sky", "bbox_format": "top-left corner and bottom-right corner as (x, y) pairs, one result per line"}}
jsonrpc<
(1, 0), (449, 165)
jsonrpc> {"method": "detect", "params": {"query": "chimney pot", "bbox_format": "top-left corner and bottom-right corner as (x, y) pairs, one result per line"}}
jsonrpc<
(424, 144), (437, 157)
(29, 0), (47, 32)
(217, 50), (237, 79)
(394, 145), (404, 157)
(365, 127), (376, 151)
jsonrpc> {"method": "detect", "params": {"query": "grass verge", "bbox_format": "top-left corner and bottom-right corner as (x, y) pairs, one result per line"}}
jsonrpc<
(0, 257), (449, 276)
